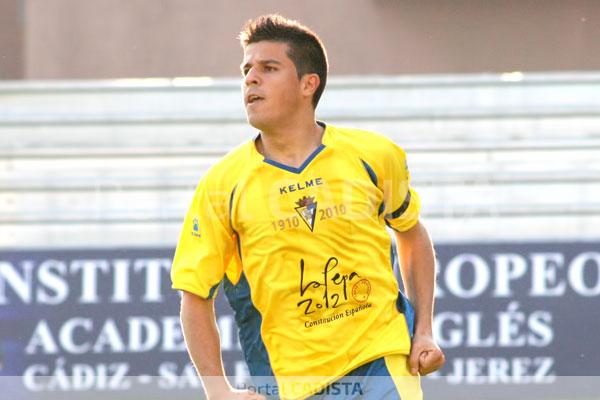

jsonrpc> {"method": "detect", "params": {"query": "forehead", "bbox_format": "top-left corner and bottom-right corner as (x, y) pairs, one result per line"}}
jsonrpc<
(242, 41), (292, 64)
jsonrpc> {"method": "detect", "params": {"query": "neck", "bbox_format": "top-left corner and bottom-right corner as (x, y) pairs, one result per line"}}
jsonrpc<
(257, 119), (325, 169)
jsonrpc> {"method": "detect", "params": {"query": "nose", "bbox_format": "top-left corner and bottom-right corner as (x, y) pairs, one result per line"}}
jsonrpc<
(244, 67), (259, 86)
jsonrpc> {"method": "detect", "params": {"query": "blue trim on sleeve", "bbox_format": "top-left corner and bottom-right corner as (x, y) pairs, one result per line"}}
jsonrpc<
(235, 234), (243, 261)
(229, 185), (243, 261)
(396, 291), (415, 338)
(361, 159), (378, 186)
(385, 190), (412, 220)
(206, 281), (221, 299)
(362, 160), (386, 216)
(263, 144), (325, 174)
(223, 272), (275, 378)
(228, 185), (237, 231)
(378, 202), (385, 216)
(391, 238), (415, 337)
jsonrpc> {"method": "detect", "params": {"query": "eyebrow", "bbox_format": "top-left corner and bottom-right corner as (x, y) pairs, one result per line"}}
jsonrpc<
(240, 59), (282, 71)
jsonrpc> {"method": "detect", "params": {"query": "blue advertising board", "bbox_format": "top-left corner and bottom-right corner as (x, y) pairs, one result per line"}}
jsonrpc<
(1, 243), (599, 399)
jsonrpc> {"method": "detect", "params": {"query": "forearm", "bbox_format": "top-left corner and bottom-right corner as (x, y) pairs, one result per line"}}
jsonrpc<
(180, 291), (231, 397)
(395, 221), (436, 335)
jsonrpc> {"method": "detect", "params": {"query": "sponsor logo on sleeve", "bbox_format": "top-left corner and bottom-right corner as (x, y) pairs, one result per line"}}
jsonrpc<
(191, 217), (202, 238)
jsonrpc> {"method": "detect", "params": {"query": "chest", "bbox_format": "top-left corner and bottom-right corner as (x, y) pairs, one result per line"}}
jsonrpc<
(232, 154), (382, 239)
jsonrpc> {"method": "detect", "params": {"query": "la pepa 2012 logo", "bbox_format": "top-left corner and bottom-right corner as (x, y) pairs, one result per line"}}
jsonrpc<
(297, 257), (367, 315)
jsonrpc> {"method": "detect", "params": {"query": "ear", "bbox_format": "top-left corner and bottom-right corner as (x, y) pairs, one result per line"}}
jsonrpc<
(300, 73), (320, 99)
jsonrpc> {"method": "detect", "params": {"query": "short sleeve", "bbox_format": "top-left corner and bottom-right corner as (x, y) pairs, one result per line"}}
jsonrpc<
(171, 175), (238, 299)
(381, 143), (421, 232)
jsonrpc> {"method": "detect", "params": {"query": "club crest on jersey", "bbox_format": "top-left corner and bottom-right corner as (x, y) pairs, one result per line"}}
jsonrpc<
(295, 196), (317, 232)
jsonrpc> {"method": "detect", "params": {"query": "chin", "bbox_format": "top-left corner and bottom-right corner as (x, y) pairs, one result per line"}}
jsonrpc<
(246, 113), (271, 131)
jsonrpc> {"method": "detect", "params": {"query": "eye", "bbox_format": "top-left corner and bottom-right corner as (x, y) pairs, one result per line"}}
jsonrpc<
(265, 66), (276, 72)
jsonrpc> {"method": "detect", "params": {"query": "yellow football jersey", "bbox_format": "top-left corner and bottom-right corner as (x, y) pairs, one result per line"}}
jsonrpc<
(171, 123), (421, 399)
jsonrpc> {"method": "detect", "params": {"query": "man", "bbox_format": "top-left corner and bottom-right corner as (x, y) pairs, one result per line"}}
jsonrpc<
(171, 14), (444, 400)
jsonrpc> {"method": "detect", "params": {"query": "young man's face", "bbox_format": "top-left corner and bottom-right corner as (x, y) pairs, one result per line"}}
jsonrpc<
(241, 40), (306, 131)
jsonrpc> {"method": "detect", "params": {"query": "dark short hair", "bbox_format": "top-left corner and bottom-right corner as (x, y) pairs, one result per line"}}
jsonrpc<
(239, 14), (328, 108)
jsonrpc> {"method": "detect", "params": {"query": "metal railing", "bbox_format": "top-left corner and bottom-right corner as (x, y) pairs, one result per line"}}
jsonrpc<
(1, 73), (599, 248)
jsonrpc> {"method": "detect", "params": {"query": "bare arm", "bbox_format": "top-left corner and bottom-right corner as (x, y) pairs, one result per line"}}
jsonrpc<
(394, 220), (445, 375)
(180, 291), (264, 400)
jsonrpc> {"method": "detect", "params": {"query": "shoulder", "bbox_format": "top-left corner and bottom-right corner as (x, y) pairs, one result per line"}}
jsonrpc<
(200, 140), (257, 190)
(328, 124), (407, 171)
(190, 140), (258, 218)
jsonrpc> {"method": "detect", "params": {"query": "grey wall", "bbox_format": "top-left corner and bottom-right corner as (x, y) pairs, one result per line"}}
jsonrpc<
(1, 0), (599, 79)
(0, 0), (24, 79)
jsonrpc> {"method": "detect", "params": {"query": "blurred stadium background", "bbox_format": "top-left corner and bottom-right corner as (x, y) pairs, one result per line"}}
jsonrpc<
(1, 1), (600, 399)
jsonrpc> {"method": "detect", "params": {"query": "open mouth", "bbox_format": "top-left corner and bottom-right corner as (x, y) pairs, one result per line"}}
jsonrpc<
(246, 94), (264, 105)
